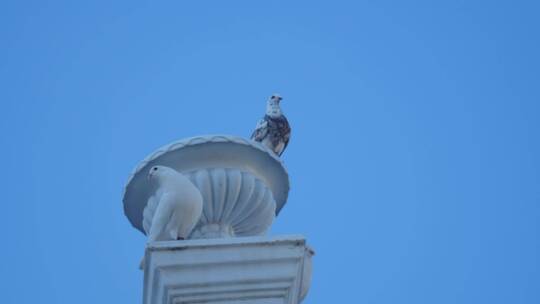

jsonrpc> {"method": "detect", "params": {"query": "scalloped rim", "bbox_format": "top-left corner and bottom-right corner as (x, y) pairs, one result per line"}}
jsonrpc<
(122, 135), (290, 217)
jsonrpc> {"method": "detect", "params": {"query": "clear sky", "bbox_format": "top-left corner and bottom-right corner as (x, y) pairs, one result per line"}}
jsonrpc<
(1, 1), (539, 303)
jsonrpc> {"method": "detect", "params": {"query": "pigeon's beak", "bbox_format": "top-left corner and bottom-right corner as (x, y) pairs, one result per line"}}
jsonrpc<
(147, 173), (152, 181)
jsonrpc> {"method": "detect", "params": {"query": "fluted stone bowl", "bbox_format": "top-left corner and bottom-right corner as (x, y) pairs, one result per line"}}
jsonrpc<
(123, 135), (290, 238)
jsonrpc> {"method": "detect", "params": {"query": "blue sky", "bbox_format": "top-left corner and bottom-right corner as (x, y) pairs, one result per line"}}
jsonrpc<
(1, 1), (539, 303)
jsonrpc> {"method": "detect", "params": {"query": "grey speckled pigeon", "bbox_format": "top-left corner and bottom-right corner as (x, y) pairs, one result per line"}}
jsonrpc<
(251, 94), (291, 157)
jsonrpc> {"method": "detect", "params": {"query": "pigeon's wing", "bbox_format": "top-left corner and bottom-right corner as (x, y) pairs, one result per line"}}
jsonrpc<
(143, 188), (165, 235)
(143, 194), (160, 235)
(251, 118), (269, 141)
(147, 193), (175, 242)
(279, 116), (291, 156)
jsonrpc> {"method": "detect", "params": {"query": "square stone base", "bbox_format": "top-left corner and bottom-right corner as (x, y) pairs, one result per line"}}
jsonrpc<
(143, 235), (308, 304)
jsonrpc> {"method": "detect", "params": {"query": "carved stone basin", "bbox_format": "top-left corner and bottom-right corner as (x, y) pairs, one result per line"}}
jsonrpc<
(123, 135), (290, 239)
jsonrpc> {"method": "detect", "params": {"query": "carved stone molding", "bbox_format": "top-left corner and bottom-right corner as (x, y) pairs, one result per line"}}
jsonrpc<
(142, 236), (309, 304)
(123, 135), (290, 238)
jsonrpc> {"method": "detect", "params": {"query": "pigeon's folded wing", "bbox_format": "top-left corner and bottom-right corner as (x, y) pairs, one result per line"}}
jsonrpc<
(143, 194), (160, 235)
(251, 118), (268, 141)
(280, 117), (291, 156)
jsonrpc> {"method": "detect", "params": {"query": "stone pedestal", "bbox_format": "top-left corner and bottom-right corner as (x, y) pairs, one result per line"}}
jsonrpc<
(123, 135), (314, 303)
(143, 235), (310, 304)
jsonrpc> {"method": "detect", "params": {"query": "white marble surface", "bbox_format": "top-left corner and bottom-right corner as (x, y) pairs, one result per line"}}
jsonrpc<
(123, 135), (290, 238)
(142, 235), (312, 304)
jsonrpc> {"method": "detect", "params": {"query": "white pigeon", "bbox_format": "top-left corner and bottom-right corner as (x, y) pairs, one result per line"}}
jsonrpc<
(251, 94), (291, 156)
(143, 165), (203, 242)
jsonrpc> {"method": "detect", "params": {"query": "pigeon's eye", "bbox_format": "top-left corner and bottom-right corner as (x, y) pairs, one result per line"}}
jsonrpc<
(153, 167), (158, 171)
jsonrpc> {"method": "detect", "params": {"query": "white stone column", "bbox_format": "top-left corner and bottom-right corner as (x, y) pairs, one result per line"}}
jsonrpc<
(142, 235), (309, 304)
(123, 136), (314, 303)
